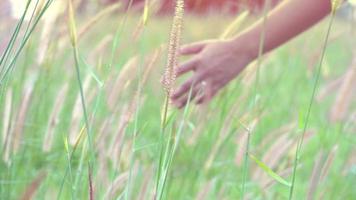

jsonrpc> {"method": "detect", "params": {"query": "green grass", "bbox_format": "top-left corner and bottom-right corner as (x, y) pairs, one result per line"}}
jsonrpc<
(0, 6), (355, 200)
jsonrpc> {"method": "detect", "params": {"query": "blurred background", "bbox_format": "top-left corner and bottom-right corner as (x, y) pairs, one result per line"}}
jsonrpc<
(0, 0), (355, 199)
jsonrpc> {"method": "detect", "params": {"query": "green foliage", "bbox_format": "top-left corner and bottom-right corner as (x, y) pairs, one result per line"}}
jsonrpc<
(0, 3), (355, 200)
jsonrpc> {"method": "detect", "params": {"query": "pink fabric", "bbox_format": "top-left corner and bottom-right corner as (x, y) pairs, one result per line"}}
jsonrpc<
(101, 0), (281, 14)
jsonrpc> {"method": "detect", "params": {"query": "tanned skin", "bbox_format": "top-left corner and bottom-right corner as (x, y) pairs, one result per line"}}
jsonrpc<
(171, 0), (332, 108)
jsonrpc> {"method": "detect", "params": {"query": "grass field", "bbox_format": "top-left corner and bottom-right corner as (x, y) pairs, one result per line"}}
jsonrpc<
(0, 2), (355, 200)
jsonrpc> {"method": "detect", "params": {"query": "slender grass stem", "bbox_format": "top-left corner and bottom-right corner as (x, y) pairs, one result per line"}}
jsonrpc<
(65, 144), (76, 200)
(0, 0), (32, 70)
(124, 26), (146, 200)
(241, 1), (269, 198)
(241, 129), (251, 199)
(108, 0), (134, 71)
(0, 0), (54, 86)
(288, 13), (335, 200)
(157, 87), (192, 200)
(72, 47), (94, 162)
(155, 94), (170, 197)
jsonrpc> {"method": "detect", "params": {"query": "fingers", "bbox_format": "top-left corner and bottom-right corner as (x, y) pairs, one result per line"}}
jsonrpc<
(176, 58), (198, 76)
(171, 73), (205, 101)
(173, 86), (200, 108)
(180, 41), (207, 55)
(196, 83), (215, 105)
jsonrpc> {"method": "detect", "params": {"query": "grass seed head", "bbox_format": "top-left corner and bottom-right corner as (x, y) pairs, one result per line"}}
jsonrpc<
(162, 0), (184, 94)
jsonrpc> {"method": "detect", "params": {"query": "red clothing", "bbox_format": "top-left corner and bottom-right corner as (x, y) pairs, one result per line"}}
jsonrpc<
(102, 0), (281, 14)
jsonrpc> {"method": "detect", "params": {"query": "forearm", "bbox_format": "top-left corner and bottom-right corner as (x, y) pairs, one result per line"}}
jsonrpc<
(232, 0), (332, 58)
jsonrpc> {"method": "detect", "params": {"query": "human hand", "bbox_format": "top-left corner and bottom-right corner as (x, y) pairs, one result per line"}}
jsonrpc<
(171, 39), (256, 108)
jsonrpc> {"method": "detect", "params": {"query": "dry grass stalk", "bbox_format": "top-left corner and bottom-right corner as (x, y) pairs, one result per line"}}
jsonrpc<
(235, 130), (249, 166)
(307, 151), (325, 200)
(161, 0), (184, 94)
(132, 18), (145, 42)
(2, 88), (12, 145)
(88, 34), (114, 64)
(77, 3), (121, 40)
(19, 171), (47, 200)
(106, 56), (138, 110)
(204, 93), (248, 170)
(241, 54), (270, 87)
(343, 111), (356, 133)
(257, 123), (296, 153)
(116, 139), (133, 171)
(104, 171), (129, 200)
(95, 155), (109, 194)
(137, 166), (154, 200)
(252, 132), (293, 181)
(89, 165), (94, 200)
(110, 95), (146, 166)
(96, 117), (113, 151)
(12, 77), (35, 154)
(195, 180), (213, 200)
(36, 1), (65, 65)
(316, 75), (344, 102)
(320, 145), (338, 181)
(2, 88), (13, 164)
(69, 74), (93, 145)
(263, 135), (293, 168)
(132, 0), (159, 42)
(343, 150), (356, 175)
(105, 55), (149, 165)
(287, 129), (316, 160)
(42, 83), (69, 152)
(109, 105), (132, 163)
(142, 46), (163, 85)
(235, 118), (259, 166)
(95, 116), (116, 193)
(187, 108), (210, 145)
(106, 47), (158, 111)
(329, 56), (356, 122)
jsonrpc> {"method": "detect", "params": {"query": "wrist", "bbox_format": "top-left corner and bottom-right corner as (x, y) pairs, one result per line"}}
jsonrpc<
(229, 31), (260, 61)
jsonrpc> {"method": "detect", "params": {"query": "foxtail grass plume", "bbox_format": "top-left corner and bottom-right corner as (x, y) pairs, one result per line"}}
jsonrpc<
(2, 88), (13, 165)
(307, 152), (324, 200)
(89, 165), (94, 200)
(43, 83), (68, 152)
(78, 3), (121, 40)
(69, 75), (94, 145)
(104, 171), (129, 199)
(137, 167), (154, 200)
(19, 171), (47, 200)
(2, 88), (12, 146)
(320, 145), (338, 181)
(13, 77), (35, 154)
(162, 0), (184, 94)
(329, 57), (356, 122)
(36, 1), (65, 65)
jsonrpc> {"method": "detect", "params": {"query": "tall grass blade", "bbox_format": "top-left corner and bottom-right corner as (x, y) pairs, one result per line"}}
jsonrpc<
(249, 154), (291, 187)
(288, 8), (336, 200)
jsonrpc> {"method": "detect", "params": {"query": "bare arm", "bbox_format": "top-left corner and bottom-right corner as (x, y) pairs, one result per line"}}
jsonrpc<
(171, 0), (332, 108)
(235, 0), (332, 58)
